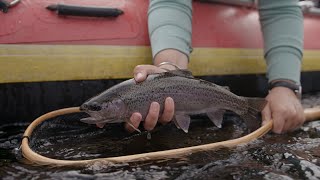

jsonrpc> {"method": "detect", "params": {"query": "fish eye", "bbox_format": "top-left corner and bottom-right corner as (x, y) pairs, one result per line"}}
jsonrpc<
(89, 102), (101, 111)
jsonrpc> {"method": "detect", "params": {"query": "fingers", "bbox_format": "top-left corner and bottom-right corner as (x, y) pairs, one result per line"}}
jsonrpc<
(126, 97), (175, 132)
(125, 112), (142, 133)
(144, 97), (175, 130)
(282, 102), (305, 132)
(133, 65), (166, 82)
(159, 97), (175, 124)
(130, 64), (176, 132)
(272, 109), (287, 134)
(294, 101), (306, 127)
(144, 102), (160, 131)
(265, 87), (305, 134)
(261, 103), (271, 126)
(282, 106), (298, 133)
(262, 103), (286, 134)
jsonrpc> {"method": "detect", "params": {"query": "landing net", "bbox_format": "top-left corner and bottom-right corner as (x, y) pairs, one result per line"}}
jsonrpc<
(20, 107), (280, 167)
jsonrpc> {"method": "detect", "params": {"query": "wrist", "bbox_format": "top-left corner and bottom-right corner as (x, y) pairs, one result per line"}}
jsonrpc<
(157, 62), (182, 71)
(154, 49), (188, 69)
(268, 79), (302, 99)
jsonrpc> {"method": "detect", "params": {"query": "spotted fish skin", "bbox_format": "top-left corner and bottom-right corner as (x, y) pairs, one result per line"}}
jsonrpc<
(80, 70), (267, 133)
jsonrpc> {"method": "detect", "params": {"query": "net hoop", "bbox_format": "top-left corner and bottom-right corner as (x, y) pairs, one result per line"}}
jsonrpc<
(21, 107), (320, 167)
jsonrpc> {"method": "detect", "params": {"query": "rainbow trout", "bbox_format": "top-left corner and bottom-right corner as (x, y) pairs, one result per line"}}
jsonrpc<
(80, 70), (267, 133)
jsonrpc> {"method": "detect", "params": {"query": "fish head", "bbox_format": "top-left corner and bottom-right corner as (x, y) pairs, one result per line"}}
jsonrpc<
(80, 98), (126, 124)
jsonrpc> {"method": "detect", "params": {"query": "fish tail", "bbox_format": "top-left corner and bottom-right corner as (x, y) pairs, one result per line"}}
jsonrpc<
(240, 97), (268, 131)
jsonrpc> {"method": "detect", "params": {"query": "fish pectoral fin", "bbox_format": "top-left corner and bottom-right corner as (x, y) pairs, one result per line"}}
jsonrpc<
(174, 114), (191, 133)
(96, 123), (106, 128)
(125, 120), (141, 133)
(207, 109), (225, 128)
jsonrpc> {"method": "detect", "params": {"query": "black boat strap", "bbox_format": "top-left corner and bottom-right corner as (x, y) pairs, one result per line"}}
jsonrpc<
(0, 0), (21, 13)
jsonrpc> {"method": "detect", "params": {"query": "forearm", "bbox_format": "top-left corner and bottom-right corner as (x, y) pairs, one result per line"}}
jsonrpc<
(148, 0), (192, 67)
(258, 0), (304, 85)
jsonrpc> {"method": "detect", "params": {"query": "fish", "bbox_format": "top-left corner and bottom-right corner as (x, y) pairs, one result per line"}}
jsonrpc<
(80, 70), (267, 133)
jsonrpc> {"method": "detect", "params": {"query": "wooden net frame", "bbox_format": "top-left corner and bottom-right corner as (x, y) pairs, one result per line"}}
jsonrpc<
(21, 107), (320, 167)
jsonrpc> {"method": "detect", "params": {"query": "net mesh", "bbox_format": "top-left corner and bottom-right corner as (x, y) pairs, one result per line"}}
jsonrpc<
(28, 112), (248, 161)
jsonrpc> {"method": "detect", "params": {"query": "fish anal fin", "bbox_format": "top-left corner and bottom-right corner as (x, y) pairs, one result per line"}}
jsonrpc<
(173, 119), (181, 129)
(207, 109), (225, 128)
(174, 114), (191, 133)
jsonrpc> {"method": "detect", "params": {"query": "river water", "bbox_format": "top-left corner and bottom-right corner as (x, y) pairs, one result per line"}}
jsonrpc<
(1, 93), (320, 179)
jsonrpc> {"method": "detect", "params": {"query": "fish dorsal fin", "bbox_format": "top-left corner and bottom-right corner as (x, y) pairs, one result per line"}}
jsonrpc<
(164, 69), (194, 78)
(174, 114), (191, 133)
(207, 109), (225, 128)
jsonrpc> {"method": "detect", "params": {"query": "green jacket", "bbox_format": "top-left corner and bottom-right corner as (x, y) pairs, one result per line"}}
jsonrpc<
(148, 0), (303, 85)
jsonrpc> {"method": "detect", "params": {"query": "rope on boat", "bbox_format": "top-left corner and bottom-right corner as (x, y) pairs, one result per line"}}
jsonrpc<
(21, 107), (320, 167)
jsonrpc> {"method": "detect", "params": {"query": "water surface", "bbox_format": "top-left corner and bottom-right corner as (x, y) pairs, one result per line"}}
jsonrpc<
(1, 93), (320, 179)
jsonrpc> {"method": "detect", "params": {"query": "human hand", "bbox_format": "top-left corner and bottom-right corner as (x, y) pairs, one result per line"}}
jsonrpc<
(125, 64), (177, 132)
(125, 49), (188, 132)
(262, 87), (305, 134)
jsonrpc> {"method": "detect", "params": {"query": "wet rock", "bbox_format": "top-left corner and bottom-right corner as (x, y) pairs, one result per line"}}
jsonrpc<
(284, 153), (320, 180)
(279, 163), (294, 172)
(300, 160), (320, 180)
(264, 172), (294, 180)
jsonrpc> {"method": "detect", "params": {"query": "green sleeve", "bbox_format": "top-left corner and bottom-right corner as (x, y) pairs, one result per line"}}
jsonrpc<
(258, 0), (304, 85)
(149, 0), (304, 85)
(148, 0), (193, 61)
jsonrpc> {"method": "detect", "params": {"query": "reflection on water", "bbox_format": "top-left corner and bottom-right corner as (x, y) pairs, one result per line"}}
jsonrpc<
(1, 93), (320, 179)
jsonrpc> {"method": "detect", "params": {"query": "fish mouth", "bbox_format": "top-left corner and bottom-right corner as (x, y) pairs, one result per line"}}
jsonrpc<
(80, 117), (105, 124)
(80, 102), (102, 111)
(80, 116), (122, 124)
(79, 104), (85, 111)
(80, 107), (123, 124)
(80, 109), (105, 124)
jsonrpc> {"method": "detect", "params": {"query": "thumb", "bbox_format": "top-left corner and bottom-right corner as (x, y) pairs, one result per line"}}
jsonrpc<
(261, 104), (272, 126)
(134, 72), (146, 83)
(133, 65), (166, 82)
